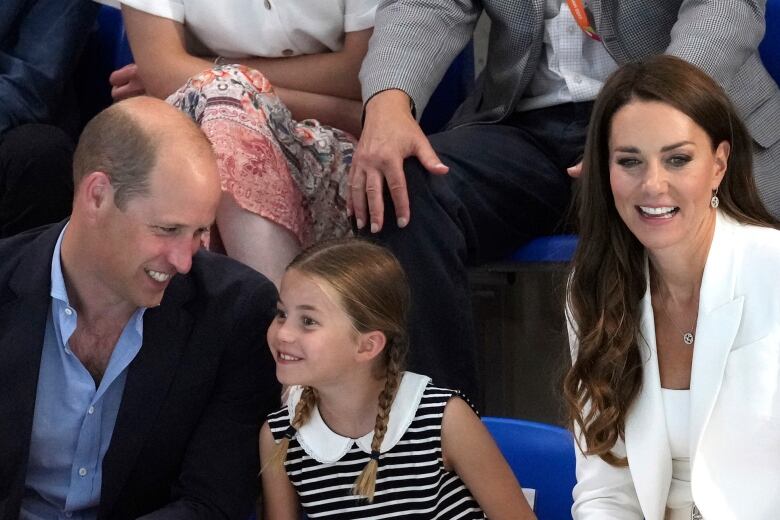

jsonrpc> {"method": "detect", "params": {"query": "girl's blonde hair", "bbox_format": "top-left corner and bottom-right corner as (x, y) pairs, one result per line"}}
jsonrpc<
(269, 238), (410, 501)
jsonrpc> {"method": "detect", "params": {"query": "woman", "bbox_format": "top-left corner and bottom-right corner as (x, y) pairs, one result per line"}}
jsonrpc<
(107, 0), (374, 285)
(564, 54), (780, 520)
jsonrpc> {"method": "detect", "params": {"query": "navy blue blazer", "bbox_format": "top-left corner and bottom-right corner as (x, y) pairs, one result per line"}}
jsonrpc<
(0, 222), (280, 519)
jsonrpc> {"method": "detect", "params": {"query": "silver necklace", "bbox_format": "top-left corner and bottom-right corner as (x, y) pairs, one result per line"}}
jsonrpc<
(657, 289), (696, 345)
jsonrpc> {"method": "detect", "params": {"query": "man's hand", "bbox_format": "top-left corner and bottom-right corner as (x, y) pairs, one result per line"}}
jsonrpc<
(109, 63), (147, 101)
(348, 89), (449, 233)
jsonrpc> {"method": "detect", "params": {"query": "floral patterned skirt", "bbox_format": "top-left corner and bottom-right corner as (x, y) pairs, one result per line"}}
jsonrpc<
(166, 64), (353, 247)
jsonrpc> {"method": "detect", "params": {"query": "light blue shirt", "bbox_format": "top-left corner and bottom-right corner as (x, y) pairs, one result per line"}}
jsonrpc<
(20, 226), (146, 520)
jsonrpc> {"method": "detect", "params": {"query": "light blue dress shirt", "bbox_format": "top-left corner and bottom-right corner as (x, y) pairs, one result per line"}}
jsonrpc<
(20, 226), (146, 520)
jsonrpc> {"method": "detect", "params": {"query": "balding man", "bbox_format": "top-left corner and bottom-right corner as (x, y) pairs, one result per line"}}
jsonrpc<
(0, 97), (279, 520)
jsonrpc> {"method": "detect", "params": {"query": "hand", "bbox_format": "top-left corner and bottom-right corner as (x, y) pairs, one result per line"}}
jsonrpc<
(348, 89), (449, 233)
(109, 63), (147, 101)
(567, 160), (583, 178)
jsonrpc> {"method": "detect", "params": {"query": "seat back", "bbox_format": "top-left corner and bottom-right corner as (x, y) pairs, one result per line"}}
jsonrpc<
(76, 6), (133, 125)
(483, 417), (576, 520)
(419, 42), (475, 134)
(760, 0), (780, 82)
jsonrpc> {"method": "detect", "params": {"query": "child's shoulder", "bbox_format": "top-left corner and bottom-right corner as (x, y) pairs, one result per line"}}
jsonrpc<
(418, 376), (480, 416)
(266, 403), (292, 442)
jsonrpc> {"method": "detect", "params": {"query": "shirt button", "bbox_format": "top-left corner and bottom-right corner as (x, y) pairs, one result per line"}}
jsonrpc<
(88, 406), (95, 415)
(574, 74), (582, 84)
(64, 308), (73, 316)
(282, 49), (294, 57)
(567, 25), (576, 34)
(78, 467), (87, 477)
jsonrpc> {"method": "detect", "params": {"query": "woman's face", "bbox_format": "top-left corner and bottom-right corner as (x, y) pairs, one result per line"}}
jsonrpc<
(608, 100), (729, 256)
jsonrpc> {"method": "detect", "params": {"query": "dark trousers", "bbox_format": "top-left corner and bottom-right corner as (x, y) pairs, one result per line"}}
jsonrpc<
(0, 124), (75, 238)
(369, 102), (592, 401)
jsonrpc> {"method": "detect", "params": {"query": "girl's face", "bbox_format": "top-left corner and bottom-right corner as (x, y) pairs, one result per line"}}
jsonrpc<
(608, 100), (728, 256)
(267, 269), (361, 388)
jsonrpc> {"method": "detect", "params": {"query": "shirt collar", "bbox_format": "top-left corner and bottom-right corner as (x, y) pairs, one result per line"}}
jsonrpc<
(288, 371), (431, 464)
(49, 224), (146, 335)
(49, 224), (70, 305)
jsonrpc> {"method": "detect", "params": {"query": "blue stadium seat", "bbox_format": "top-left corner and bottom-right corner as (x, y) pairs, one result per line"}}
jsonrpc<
(76, 6), (132, 123)
(419, 42), (475, 134)
(483, 417), (576, 520)
(760, 0), (780, 82)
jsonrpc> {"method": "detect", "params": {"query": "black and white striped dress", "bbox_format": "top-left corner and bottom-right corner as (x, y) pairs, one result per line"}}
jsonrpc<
(267, 372), (487, 519)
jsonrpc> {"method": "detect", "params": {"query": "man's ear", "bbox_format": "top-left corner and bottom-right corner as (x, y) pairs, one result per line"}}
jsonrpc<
(355, 330), (387, 363)
(77, 171), (114, 215)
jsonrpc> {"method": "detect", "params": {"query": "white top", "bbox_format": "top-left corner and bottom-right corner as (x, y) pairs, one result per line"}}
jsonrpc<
(99, 0), (378, 58)
(286, 371), (430, 463)
(516, 0), (618, 111)
(662, 388), (695, 514)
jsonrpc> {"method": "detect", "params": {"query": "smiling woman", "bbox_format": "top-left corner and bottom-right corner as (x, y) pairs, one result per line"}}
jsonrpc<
(565, 55), (780, 520)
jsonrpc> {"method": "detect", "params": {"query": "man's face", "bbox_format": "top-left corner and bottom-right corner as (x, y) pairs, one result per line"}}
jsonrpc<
(94, 149), (220, 309)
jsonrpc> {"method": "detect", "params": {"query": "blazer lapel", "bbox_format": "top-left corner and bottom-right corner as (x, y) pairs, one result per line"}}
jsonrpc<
(624, 274), (671, 520)
(689, 213), (742, 460)
(99, 276), (194, 515)
(0, 223), (64, 516)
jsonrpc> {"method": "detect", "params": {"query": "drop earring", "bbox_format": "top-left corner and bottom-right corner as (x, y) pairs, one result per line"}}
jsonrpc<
(710, 188), (719, 209)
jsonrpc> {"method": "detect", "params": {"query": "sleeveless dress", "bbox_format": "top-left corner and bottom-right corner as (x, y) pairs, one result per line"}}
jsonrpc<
(266, 371), (487, 519)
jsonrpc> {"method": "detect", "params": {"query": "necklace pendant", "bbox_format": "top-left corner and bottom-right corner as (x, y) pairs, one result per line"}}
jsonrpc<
(683, 332), (694, 345)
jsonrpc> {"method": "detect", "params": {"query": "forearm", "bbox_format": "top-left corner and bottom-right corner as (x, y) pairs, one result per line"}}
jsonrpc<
(277, 87), (362, 137)
(360, 0), (479, 114)
(241, 33), (369, 100)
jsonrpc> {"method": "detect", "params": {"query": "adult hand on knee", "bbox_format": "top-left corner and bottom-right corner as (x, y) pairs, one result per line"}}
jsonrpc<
(349, 89), (448, 233)
(110, 63), (147, 101)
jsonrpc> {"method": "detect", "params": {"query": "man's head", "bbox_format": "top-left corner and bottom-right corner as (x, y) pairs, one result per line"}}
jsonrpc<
(68, 96), (220, 309)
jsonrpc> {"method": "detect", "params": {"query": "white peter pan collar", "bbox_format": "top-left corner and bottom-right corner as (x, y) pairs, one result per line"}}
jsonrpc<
(287, 371), (431, 464)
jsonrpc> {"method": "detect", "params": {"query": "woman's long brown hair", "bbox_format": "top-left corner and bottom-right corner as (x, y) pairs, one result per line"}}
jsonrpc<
(563, 55), (778, 465)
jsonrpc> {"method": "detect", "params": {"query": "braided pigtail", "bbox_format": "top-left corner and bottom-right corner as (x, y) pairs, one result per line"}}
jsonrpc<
(352, 342), (405, 501)
(265, 386), (317, 471)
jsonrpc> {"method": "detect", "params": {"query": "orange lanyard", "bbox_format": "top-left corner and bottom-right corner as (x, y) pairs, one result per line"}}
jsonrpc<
(565, 0), (601, 41)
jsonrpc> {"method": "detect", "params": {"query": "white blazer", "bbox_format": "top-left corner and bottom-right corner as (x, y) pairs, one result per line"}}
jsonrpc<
(570, 213), (780, 520)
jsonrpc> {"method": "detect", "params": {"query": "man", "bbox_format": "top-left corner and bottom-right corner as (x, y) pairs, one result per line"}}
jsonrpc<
(350, 0), (780, 399)
(0, 0), (99, 237)
(0, 97), (279, 519)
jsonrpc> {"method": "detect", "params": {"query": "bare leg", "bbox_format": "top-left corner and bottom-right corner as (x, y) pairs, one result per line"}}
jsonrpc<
(216, 193), (300, 287)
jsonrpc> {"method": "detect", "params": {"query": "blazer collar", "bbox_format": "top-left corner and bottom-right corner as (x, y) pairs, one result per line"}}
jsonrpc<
(0, 222), (67, 515)
(689, 213), (743, 459)
(626, 212), (743, 519)
(99, 267), (196, 515)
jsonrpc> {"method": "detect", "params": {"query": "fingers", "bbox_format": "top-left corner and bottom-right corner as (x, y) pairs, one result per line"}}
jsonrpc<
(365, 168), (386, 233)
(111, 82), (145, 102)
(567, 160), (583, 178)
(416, 139), (449, 176)
(109, 63), (137, 86)
(348, 165), (368, 230)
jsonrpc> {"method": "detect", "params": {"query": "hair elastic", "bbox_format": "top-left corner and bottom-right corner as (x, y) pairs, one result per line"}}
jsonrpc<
(369, 450), (380, 461)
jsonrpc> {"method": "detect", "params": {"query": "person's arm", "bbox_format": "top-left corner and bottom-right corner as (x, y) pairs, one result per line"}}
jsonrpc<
(120, 6), (366, 130)
(259, 422), (301, 520)
(441, 397), (536, 520)
(138, 276), (280, 520)
(348, 0), (480, 232)
(0, 0), (98, 135)
(666, 0), (765, 88)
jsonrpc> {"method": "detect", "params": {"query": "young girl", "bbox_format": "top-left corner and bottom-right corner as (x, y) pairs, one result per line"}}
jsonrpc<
(259, 238), (535, 519)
